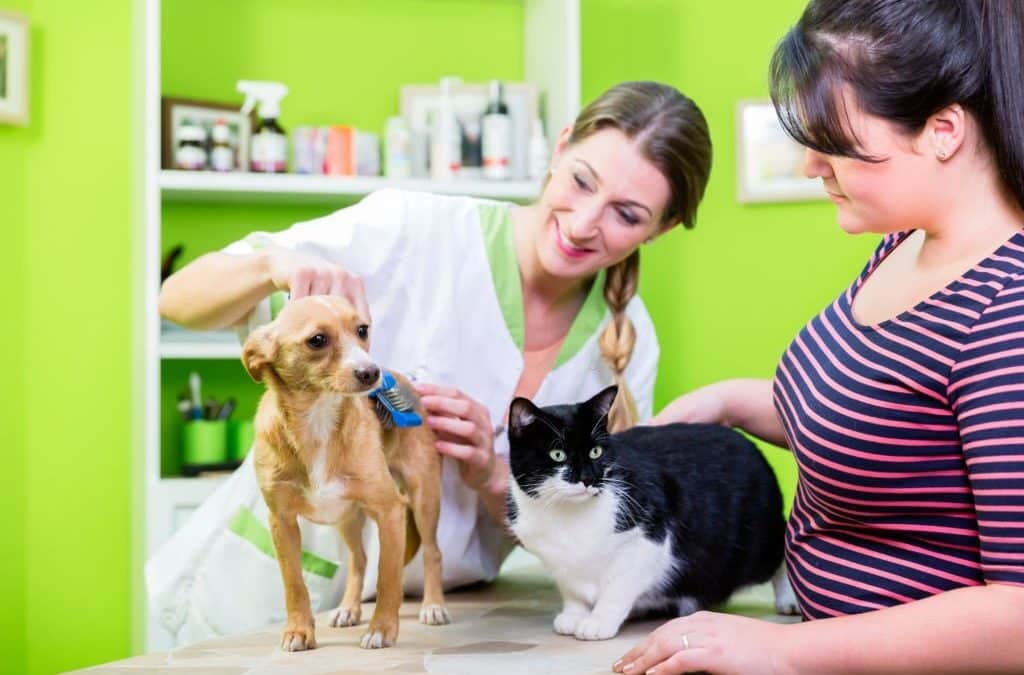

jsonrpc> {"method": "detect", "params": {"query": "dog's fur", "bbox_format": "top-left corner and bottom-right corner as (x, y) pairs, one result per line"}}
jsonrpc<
(242, 295), (448, 652)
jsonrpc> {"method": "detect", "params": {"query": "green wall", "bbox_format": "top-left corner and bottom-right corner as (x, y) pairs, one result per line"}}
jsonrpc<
(0, 4), (28, 673)
(2, 1), (886, 672)
(1, 1), (136, 673)
(581, 0), (877, 508)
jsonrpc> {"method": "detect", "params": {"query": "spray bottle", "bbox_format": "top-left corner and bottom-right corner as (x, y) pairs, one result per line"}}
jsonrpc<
(238, 80), (289, 173)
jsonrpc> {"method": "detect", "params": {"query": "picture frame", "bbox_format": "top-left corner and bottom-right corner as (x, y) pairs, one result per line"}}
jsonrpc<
(0, 11), (29, 126)
(401, 81), (539, 180)
(161, 96), (251, 171)
(736, 100), (826, 203)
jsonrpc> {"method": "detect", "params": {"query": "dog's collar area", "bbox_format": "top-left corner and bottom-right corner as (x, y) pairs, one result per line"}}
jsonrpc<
(369, 371), (423, 428)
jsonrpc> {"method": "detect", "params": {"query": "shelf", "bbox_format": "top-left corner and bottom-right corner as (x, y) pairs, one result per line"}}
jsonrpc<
(160, 329), (241, 359)
(159, 170), (542, 205)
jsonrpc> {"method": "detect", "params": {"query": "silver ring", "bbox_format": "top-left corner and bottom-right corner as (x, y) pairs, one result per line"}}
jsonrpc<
(681, 633), (690, 651)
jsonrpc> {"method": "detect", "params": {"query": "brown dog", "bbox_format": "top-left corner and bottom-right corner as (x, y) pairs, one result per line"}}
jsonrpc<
(242, 295), (448, 651)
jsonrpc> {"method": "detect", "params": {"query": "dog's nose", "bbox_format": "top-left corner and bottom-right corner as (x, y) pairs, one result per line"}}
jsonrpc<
(355, 365), (380, 386)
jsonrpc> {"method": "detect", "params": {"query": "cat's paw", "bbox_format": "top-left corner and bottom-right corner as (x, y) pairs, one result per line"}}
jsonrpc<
(553, 611), (586, 635)
(573, 616), (620, 641)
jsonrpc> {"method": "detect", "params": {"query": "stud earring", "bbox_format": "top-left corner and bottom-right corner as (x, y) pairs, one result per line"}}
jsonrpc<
(644, 237), (654, 245)
(936, 148), (948, 160)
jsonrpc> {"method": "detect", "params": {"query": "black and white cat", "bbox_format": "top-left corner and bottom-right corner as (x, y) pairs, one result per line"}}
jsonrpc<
(506, 386), (796, 641)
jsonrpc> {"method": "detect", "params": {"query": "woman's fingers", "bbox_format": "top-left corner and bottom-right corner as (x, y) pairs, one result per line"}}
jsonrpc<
(426, 414), (478, 441)
(435, 440), (476, 461)
(419, 394), (475, 420)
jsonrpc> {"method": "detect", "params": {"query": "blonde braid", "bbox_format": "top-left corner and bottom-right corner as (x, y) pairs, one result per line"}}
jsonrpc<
(599, 250), (640, 432)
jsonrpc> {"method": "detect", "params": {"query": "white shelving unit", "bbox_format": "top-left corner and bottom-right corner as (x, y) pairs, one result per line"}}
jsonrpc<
(161, 170), (544, 205)
(139, 0), (581, 652)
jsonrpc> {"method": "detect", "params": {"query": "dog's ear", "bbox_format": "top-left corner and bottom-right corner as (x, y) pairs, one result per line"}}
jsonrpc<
(242, 325), (277, 383)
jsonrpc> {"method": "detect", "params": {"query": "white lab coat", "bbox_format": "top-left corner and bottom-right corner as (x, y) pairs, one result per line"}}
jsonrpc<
(146, 189), (659, 644)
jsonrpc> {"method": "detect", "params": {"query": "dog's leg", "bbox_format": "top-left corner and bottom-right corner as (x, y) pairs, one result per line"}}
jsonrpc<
(329, 506), (367, 628)
(405, 460), (450, 625)
(268, 511), (316, 651)
(359, 500), (406, 649)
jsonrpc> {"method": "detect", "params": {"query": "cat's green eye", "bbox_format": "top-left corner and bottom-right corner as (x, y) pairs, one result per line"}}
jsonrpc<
(589, 446), (603, 459)
(549, 449), (567, 463)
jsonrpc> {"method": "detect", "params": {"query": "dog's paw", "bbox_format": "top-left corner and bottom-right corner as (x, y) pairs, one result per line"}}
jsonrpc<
(359, 623), (397, 649)
(419, 603), (450, 625)
(328, 605), (361, 627)
(280, 624), (316, 652)
(573, 617), (620, 641)
(553, 611), (586, 636)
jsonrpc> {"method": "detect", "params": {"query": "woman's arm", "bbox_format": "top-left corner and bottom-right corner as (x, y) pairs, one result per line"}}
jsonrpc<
(158, 250), (275, 330)
(651, 378), (789, 448)
(159, 246), (370, 331)
(615, 583), (1024, 675)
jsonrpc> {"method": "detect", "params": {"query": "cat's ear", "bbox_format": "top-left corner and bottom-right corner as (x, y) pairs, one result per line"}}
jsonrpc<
(508, 397), (542, 437)
(587, 385), (619, 424)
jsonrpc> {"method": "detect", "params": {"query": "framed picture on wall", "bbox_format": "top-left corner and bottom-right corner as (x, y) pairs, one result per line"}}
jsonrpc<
(161, 97), (251, 170)
(0, 11), (29, 126)
(736, 100), (826, 203)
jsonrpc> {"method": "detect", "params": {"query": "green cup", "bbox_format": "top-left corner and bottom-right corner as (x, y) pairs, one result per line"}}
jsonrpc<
(181, 420), (228, 465)
(228, 419), (255, 461)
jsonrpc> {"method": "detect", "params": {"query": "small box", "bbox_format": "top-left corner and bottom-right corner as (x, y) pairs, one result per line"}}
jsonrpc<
(325, 125), (380, 177)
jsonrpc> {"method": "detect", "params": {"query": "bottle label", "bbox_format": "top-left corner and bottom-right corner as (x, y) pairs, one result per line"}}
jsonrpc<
(482, 114), (512, 179)
(175, 145), (207, 171)
(252, 131), (287, 172)
(211, 146), (235, 172)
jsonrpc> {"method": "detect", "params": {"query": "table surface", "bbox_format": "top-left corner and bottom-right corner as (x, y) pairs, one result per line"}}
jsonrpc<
(78, 567), (796, 674)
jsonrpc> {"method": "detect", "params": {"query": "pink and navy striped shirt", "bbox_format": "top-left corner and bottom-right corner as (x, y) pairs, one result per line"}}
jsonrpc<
(774, 230), (1024, 619)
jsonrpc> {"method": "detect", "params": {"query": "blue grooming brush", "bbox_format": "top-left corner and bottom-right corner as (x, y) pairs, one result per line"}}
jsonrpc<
(369, 371), (423, 428)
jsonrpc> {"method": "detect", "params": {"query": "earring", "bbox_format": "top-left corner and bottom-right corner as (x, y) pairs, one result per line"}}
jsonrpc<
(936, 148), (948, 160)
(643, 237), (653, 245)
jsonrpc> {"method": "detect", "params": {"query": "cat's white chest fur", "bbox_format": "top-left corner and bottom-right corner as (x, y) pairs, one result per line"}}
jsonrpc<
(509, 479), (675, 640)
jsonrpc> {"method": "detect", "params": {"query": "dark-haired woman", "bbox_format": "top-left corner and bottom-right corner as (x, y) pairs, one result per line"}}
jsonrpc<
(618, 2), (1024, 673)
(151, 82), (714, 644)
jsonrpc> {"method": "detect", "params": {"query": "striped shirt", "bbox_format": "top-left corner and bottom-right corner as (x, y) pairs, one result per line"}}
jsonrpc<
(774, 230), (1024, 619)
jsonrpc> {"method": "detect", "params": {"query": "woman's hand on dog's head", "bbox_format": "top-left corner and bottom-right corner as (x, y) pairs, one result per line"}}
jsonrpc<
(264, 246), (371, 321)
(415, 383), (499, 491)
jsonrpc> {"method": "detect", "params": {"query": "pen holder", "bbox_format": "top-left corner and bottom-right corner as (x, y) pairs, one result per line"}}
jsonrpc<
(182, 420), (228, 466)
(227, 419), (255, 461)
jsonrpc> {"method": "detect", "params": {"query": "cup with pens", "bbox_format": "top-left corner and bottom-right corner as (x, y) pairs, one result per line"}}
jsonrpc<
(179, 371), (253, 475)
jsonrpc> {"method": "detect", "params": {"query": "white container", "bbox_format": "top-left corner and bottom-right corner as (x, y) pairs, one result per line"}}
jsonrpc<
(175, 124), (207, 171)
(431, 76), (462, 181)
(209, 120), (235, 172)
(385, 116), (412, 179)
(527, 117), (549, 180)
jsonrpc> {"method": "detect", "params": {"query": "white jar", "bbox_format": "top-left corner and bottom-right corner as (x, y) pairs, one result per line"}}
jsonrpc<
(175, 124), (208, 171)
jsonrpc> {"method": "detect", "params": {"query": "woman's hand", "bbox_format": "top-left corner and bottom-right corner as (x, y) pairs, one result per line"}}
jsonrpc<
(613, 611), (792, 675)
(264, 246), (371, 319)
(413, 383), (500, 492)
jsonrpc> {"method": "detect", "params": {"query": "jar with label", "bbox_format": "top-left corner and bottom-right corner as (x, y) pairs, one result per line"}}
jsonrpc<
(209, 119), (235, 172)
(175, 123), (208, 171)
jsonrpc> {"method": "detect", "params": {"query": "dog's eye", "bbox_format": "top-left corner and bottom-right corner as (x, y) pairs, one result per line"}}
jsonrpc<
(589, 446), (603, 460)
(306, 334), (329, 349)
(356, 324), (369, 340)
(549, 448), (566, 463)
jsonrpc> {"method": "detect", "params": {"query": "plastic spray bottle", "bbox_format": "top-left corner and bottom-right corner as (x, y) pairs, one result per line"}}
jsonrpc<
(238, 80), (289, 173)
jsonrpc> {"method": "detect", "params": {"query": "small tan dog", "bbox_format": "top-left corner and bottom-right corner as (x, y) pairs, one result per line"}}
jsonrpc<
(242, 295), (449, 651)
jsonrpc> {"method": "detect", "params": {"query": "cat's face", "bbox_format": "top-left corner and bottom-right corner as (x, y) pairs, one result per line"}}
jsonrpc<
(507, 385), (619, 502)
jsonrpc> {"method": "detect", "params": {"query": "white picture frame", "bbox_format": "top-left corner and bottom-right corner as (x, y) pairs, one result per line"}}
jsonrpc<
(0, 12), (29, 126)
(736, 100), (826, 204)
(401, 81), (539, 180)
